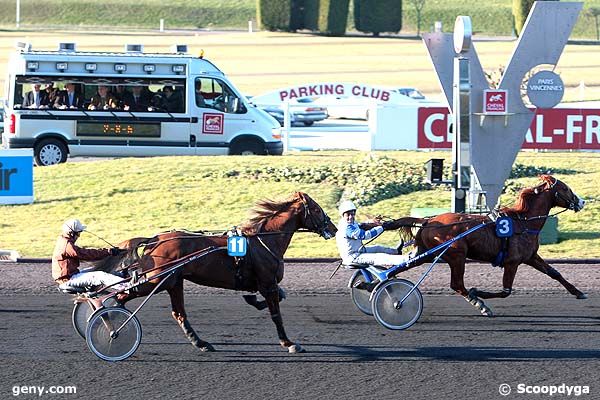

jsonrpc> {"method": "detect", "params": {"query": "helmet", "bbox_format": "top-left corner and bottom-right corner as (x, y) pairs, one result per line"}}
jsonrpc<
(338, 200), (357, 216)
(62, 219), (86, 236)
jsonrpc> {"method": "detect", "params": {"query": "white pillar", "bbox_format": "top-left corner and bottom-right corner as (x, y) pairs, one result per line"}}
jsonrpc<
(159, 19), (164, 32)
(248, 20), (253, 33)
(16, 0), (20, 28)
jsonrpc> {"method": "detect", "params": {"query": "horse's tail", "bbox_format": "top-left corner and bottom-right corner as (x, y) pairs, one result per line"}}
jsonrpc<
(391, 217), (427, 241)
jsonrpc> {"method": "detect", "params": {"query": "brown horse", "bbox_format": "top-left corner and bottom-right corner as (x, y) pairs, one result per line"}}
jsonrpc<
(98, 192), (336, 353)
(389, 175), (586, 316)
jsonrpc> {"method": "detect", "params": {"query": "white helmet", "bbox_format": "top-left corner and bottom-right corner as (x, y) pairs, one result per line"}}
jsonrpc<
(62, 218), (86, 236)
(338, 200), (357, 216)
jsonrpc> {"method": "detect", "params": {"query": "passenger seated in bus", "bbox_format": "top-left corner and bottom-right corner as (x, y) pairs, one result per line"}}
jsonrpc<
(195, 81), (206, 107)
(160, 85), (184, 113)
(44, 83), (59, 107)
(122, 86), (151, 112)
(113, 85), (127, 107)
(88, 85), (118, 110)
(22, 84), (49, 109)
(54, 83), (84, 109)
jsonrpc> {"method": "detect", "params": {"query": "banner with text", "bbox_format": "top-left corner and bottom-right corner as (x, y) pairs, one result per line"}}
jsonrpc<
(418, 107), (600, 150)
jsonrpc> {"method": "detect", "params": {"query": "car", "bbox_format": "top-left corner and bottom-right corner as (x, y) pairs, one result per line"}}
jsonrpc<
(319, 88), (431, 120)
(314, 95), (375, 120)
(252, 97), (328, 127)
(391, 87), (427, 100)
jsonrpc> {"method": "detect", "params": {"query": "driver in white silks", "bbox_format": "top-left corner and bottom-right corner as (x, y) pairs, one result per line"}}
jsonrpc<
(336, 200), (412, 266)
(52, 219), (128, 292)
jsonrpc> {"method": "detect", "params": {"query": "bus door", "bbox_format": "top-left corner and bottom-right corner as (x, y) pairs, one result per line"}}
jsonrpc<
(192, 77), (252, 155)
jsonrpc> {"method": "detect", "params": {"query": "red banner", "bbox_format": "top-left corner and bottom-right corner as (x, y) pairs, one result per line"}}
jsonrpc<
(418, 107), (600, 150)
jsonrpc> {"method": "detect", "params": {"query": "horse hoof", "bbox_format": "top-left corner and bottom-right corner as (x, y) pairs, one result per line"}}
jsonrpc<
(577, 293), (588, 300)
(197, 342), (216, 352)
(288, 344), (306, 354)
(482, 309), (494, 317)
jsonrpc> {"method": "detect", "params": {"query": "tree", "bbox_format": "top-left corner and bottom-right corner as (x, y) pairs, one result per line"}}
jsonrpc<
(411, 0), (426, 36)
(586, 7), (600, 41)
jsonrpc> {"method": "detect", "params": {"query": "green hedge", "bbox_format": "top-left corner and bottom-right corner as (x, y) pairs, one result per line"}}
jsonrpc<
(257, 0), (293, 31)
(318, 0), (350, 35)
(354, 0), (402, 36)
(512, 0), (535, 36)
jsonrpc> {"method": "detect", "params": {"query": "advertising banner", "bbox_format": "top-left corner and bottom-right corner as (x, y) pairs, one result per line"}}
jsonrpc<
(0, 149), (34, 204)
(418, 107), (600, 150)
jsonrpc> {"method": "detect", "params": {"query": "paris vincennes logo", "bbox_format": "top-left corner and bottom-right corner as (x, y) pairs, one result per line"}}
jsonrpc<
(202, 113), (224, 134)
(483, 89), (507, 115)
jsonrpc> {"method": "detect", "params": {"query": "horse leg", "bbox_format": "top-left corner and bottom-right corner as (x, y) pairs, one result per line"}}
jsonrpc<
(471, 264), (518, 300)
(261, 285), (304, 353)
(243, 287), (286, 311)
(526, 253), (587, 299)
(447, 254), (493, 317)
(167, 280), (215, 352)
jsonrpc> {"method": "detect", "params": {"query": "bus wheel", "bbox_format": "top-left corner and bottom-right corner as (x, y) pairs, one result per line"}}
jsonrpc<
(231, 139), (265, 156)
(34, 139), (68, 166)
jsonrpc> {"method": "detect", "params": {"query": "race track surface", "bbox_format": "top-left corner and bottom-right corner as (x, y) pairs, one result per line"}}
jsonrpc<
(1, 262), (599, 399)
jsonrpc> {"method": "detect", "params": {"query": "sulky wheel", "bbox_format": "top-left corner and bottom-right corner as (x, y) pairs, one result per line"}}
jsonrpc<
(72, 298), (121, 339)
(86, 307), (142, 362)
(371, 278), (423, 330)
(349, 270), (378, 316)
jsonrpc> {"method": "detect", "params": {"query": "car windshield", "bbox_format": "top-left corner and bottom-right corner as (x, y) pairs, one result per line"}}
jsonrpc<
(397, 88), (425, 99)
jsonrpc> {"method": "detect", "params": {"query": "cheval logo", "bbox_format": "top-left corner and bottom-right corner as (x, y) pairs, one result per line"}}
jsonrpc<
(483, 89), (507, 115)
(202, 113), (224, 134)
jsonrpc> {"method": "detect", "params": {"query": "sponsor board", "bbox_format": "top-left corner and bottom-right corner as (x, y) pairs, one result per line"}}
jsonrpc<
(483, 90), (507, 114)
(0, 149), (34, 204)
(418, 107), (600, 150)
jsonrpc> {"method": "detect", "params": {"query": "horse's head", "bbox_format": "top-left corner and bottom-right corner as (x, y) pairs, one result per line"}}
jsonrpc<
(296, 192), (337, 239)
(536, 175), (585, 212)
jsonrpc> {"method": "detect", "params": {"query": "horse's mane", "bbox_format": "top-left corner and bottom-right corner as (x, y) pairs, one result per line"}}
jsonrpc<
(500, 187), (536, 214)
(240, 195), (298, 235)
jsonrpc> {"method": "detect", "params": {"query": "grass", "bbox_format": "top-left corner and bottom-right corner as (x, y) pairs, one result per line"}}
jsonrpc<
(1, 31), (600, 102)
(1, 0), (600, 39)
(1, 151), (599, 259)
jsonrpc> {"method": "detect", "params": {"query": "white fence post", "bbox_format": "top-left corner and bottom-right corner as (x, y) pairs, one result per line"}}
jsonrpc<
(160, 19), (164, 32)
(16, 0), (20, 28)
(283, 100), (291, 152)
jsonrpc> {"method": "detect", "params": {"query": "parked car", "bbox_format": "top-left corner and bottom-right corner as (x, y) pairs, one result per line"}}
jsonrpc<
(252, 97), (328, 127)
(391, 87), (427, 100)
(319, 88), (430, 121)
(314, 95), (375, 120)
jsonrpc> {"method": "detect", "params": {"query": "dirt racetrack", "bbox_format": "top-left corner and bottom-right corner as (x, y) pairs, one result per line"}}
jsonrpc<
(1, 261), (600, 399)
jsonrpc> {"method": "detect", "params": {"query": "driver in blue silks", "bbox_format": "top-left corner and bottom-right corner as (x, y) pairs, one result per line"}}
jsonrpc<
(336, 200), (412, 266)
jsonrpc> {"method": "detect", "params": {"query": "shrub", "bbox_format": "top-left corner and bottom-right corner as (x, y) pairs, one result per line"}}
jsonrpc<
(318, 0), (350, 36)
(257, 0), (304, 31)
(354, 0), (402, 36)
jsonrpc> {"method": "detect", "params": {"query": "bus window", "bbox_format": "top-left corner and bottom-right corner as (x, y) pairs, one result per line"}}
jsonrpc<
(195, 77), (244, 114)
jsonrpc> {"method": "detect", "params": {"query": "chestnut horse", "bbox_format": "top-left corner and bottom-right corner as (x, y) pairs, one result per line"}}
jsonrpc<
(99, 192), (336, 353)
(389, 175), (586, 316)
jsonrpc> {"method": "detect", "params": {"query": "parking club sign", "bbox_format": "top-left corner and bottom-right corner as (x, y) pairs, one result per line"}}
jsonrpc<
(0, 149), (34, 204)
(483, 89), (507, 115)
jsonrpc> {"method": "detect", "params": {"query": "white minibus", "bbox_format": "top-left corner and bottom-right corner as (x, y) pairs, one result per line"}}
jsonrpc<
(1, 43), (282, 165)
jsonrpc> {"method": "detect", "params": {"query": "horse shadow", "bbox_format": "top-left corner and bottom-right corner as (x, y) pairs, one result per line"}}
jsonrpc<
(130, 342), (600, 364)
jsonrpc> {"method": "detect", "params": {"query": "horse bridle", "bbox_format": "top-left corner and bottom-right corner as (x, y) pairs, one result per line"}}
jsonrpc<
(535, 177), (579, 211)
(299, 195), (333, 238)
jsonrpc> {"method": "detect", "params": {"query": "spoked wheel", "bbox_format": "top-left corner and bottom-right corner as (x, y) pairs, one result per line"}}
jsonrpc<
(72, 298), (120, 339)
(86, 307), (142, 362)
(371, 279), (423, 330)
(350, 271), (379, 315)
